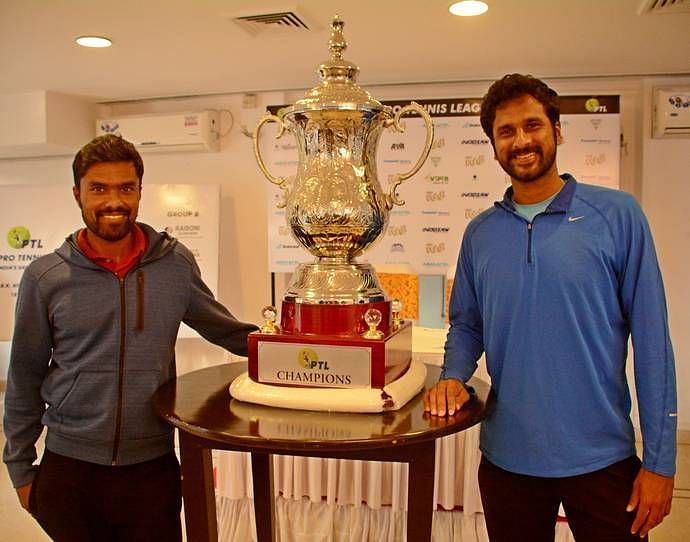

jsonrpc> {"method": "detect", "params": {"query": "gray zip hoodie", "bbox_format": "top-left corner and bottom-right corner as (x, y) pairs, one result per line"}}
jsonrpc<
(3, 223), (258, 487)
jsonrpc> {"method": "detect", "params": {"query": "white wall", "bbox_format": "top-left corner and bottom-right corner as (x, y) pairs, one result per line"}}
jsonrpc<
(0, 76), (687, 433)
(639, 76), (690, 433)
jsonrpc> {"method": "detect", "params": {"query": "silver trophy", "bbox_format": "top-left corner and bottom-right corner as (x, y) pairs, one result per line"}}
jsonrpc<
(254, 16), (434, 304)
(237, 16), (432, 411)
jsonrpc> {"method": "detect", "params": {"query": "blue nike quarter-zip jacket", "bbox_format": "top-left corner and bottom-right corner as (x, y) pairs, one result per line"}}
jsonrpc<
(442, 175), (677, 477)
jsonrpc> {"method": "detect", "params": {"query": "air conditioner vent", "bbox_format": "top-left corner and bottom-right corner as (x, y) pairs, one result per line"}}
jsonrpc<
(236, 11), (308, 29)
(638, 0), (690, 15)
(230, 9), (316, 35)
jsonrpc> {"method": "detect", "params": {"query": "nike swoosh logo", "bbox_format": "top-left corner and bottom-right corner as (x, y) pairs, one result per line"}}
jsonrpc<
(568, 216), (585, 222)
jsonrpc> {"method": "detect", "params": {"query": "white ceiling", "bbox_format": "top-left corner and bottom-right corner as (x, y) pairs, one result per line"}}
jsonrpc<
(1, 0), (689, 103)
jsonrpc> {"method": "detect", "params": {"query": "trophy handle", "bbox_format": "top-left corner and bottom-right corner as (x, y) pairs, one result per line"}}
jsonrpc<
(253, 112), (291, 208)
(384, 102), (434, 208)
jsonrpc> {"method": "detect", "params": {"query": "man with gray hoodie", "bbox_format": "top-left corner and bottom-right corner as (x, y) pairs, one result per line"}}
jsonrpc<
(3, 134), (258, 541)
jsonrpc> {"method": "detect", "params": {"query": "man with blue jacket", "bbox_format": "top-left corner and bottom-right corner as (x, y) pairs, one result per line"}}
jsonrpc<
(3, 134), (258, 541)
(424, 74), (676, 541)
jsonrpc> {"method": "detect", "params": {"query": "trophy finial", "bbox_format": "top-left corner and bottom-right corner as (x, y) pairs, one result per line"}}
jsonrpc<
(260, 305), (280, 334)
(328, 15), (346, 60)
(362, 308), (384, 339)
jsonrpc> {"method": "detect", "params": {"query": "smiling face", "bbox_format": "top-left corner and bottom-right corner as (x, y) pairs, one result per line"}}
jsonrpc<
(73, 161), (141, 243)
(492, 94), (562, 184)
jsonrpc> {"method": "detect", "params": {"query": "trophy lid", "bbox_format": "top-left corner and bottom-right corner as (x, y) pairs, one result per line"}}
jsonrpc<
(285, 16), (386, 115)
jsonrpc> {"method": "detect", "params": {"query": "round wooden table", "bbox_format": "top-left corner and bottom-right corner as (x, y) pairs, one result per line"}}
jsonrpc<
(154, 362), (492, 542)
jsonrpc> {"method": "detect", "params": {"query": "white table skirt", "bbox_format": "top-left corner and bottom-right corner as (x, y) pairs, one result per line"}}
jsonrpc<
(214, 424), (479, 514)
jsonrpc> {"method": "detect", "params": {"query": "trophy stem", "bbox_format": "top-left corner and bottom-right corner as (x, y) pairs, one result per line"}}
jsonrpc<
(285, 260), (385, 304)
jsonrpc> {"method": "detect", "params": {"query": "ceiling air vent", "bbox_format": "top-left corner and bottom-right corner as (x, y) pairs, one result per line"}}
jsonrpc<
(230, 9), (314, 35)
(638, 0), (690, 14)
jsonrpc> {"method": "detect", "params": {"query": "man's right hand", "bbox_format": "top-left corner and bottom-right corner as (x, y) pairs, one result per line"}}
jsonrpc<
(423, 378), (470, 416)
(16, 483), (32, 511)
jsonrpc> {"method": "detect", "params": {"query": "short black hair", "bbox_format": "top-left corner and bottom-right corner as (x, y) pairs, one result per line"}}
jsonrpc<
(72, 134), (144, 188)
(480, 74), (560, 144)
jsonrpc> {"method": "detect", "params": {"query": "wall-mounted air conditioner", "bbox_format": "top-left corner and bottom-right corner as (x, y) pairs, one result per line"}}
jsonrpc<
(96, 111), (220, 152)
(653, 88), (690, 138)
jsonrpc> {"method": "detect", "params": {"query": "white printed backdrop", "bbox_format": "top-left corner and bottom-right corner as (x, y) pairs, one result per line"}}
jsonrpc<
(263, 96), (620, 274)
(0, 184), (219, 340)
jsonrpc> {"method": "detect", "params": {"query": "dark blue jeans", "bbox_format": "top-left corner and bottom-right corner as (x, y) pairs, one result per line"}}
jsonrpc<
(29, 449), (182, 542)
(478, 455), (647, 542)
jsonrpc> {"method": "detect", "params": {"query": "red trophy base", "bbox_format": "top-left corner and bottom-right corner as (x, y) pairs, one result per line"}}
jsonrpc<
(247, 299), (412, 389)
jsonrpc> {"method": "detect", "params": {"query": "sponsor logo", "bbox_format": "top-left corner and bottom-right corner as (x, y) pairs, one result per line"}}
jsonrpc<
(184, 115), (200, 127)
(465, 155), (485, 167)
(584, 153), (606, 166)
(99, 121), (120, 134)
(390, 242), (405, 253)
(568, 216), (585, 222)
(434, 122), (450, 129)
(462, 122), (481, 129)
(460, 139), (490, 145)
(388, 224), (408, 236)
(430, 156), (442, 167)
(390, 142), (405, 151)
(431, 138), (445, 150)
(426, 190), (446, 202)
(465, 208), (483, 220)
(425, 242), (446, 254)
(426, 174), (449, 185)
(6, 226), (43, 250)
(297, 348), (326, 369)
(461, 192), (489, 198)
(278, 226), (290, 236)
(589, 119), (602, 130)
(585, 98), (607, 113)
(175, 225), (200, 232)
(422, 226), (450, 233)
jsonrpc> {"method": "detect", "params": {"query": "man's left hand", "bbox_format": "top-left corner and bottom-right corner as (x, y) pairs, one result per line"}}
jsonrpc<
(627, 467), (674, 538)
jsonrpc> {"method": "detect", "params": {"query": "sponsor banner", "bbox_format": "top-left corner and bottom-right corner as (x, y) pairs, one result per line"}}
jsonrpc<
(142, 184), (220, 338)
(0, 184), (219, 340)
(257, 341), (372, 388)
(264, 96), (620, 274)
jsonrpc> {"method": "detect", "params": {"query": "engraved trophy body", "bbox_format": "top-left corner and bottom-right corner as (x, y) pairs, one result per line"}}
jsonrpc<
(237, 17), (433, 412)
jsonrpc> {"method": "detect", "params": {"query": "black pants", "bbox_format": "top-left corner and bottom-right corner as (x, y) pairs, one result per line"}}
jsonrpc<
(29, 449), (182, 542)
(478, 455), (647, 542)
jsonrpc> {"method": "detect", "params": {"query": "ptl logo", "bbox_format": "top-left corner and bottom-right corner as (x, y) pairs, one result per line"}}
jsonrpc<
(585, 98), (607, 113)
(7, 226), (43, 249)
(297, 348), (330, 370)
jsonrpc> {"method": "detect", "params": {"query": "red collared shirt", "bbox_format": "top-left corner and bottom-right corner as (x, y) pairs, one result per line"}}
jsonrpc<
(77, 224), (148, 278)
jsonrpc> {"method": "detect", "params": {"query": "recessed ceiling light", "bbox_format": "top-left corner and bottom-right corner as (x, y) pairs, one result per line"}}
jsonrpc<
(449, 1), (489, 17)
(75, 36), (112, 48)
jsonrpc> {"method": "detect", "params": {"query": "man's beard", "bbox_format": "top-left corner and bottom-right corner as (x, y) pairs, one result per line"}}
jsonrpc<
(498, 144), (557, 183)
(82, 208), (135, 242)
